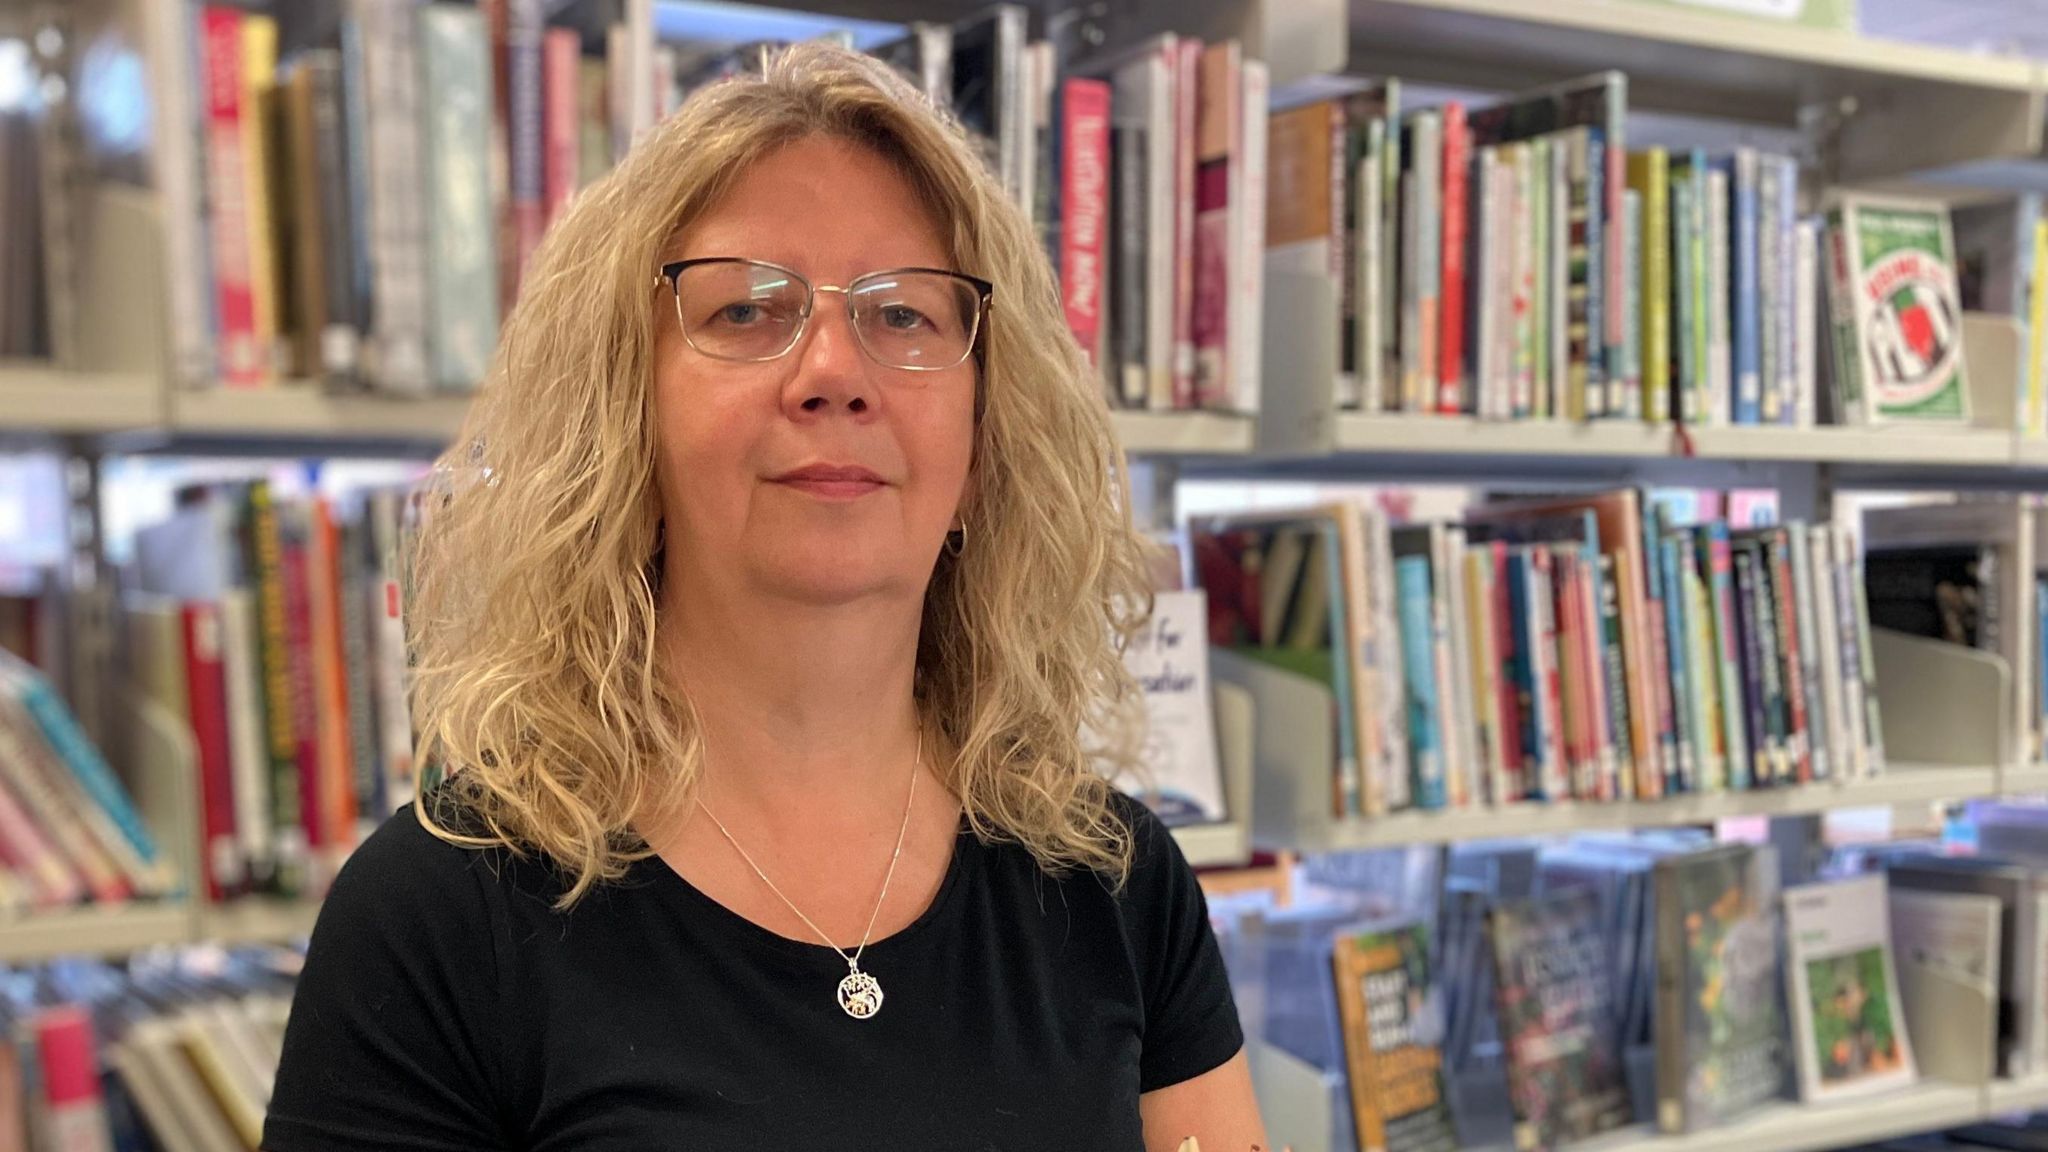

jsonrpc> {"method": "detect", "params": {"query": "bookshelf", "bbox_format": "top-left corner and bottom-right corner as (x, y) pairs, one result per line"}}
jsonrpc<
(0, 365), (163, 436)
(0, 900), (322, 965)
(1581, 1083), (1990, 1152)
(167, 385), (475, 445)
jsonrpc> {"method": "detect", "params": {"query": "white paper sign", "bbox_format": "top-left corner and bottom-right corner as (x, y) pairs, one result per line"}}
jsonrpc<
(1120, 589), (1227, 826)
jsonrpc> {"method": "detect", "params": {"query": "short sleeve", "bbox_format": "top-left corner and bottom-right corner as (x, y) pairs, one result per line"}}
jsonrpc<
(263, 804), (511, 1152)
(1115, 795), (1246, 1093)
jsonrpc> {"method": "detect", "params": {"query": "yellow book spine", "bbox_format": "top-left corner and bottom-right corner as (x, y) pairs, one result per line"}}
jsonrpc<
(241, 16), (280, 383)
(1627, 148), (1671, 423)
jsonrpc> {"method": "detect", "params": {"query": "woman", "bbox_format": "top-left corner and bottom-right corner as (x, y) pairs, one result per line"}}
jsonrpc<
(263, 41), (1265, 1152)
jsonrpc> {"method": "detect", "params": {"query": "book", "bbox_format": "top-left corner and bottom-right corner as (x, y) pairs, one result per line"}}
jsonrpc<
(1488, 888), (1632, 1152)
(1653, 844), (1786, 1132)
(1116, 589), (1227, 826)
(421, 2), (500, 392)
(1058, 77), (1111, 374)
(1629, 149), (1671, 423)
(1825, 195), (1971, 424)
(1784, 873), (1918, 1101)
(1890, 886), (2004, 1085)
(1332, 922), (1458, 1152)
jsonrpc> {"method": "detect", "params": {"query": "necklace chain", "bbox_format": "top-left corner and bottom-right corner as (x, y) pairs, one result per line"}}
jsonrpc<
(696, 729), (922, 976)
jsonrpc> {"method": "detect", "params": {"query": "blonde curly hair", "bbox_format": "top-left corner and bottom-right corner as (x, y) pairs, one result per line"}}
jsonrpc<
(408, 40), (1154, 906)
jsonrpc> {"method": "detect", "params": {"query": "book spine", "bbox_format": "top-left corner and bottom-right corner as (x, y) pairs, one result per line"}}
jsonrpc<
(1700, 527), (1748, 788)
(181, 602), (243, 901)
(1687, 156), (1711, 424)
(1490, 541), (1525, 800)
(542, 27), (580, 227)
(1411, 112), (1441, 413)
(1550, 551), (1588, 796)
(1111, 118), (1149, 407)
(339, 517), (382, 836)
(370, 493), (417, 810)
(1850, 532), (1887, 773)
(1795, 218), (1820, 428)
(1434, 529), (1475, 808)
(1505, 547), (1540, 798)
(507, 0), (546, 298)
(309, 501), (359, 855)
(2033, 219), (2048, 439)
(1190, 44), (1235, 410)
(1510, 144), (1535, 418)
(577, 57), (608, 187)
(336, 15), (376, 392)
(1824, 206), (1867, 424)
(1585, 129), (1609, 418)
(1757, 156), (1784, 423)
(246, 483), (306, 892)
(1531, 548), (1568, 800)
(1734, 149), (1763, 425)
(0, 699), (132, 902)
(1059, 78), (1111, 374)
(1785, 528), (1825, 782)
(359, 0), (431, 394)
(1807, 526), (1846, 783)
(1231, 59), (1267, 414)
(240, 16), (282, 383)
(307, 55), (361, 385)
(1396, 556), (1446, 809)
(200, 7), (261, 387)
(1632, 150), (1672, 423)
(1438, 103), (1469, 413)
(1672, 175), (1697, 425)
(283, 69), (327, 381)
(1774, 156), (1801, 426)
(278, 508), (326, 865)
(1543, 137), (1564, 418)
(1564, 131), (1595, 420)
(1142, 53), (1175, 410)
(0, 756), (83, 905)
(1335, 510), (1378, 818)
(1653, 861), (1687, 1132)
(1659, 535), (1697, 792)
(422, 3), (500, 393)
(1368, 511), (1411, 809)
(1171, 39), (1200, 408)
(146, 0), (215, 388)
(1680, 553), (1726, 791)
(1731, 546), (1774, 788)
(1623, 189), (1643, 420)
(1767, 532), (1811, 783)
(1463, 550), (1506, 804)
(1706, 166), (1733, 428)
(1604, 108), (1628, 417)
(1597, 554), (1635, 800)
(218, 589), (275, 884)
(1356, 120), (1387, 412)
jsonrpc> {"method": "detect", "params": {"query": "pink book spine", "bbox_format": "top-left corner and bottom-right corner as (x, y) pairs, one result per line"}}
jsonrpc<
(1437, 103), (1469, 414)
(0, 773), (83, 907)
(201, 6), (260, 387)
(1059, 78), (1111, 366)
(542, 28), (581, 226)
(1171, 39), (1201, 408)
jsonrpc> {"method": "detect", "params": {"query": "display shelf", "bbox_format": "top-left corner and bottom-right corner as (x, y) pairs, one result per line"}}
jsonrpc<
(1111, 410), (1258, 456)
(1334, 413), (1673, 459)
(2015, 438), (2048, 470)
(1171, 822), (1250, 868)
(169, 384), (473, 443)
(2001, 762), (2048, 797)
(1342, 0), (2043, 180)
(0, 364), (163, 435)
(0, 899), (323, 965)
(1986, 1073), (2048, 1116)
(1286, 765), (1997, 853)
(1683, 424), (2019, 467)
(0, 904), (192, 963)
(1582, 1082), (1988, 1152)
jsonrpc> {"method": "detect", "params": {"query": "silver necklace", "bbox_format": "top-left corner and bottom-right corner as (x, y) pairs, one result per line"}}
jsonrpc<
(696, 730), (922, 1020)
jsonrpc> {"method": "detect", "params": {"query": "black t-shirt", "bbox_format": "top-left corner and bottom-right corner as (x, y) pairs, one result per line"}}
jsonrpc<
(262, 790), (1243, 1151)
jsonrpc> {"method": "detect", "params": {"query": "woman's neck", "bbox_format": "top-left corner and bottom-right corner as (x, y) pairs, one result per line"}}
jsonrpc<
(657, 581), (927, 817)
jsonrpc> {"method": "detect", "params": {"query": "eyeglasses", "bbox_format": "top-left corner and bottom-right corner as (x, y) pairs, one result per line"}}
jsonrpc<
(655, 257), (993, 371)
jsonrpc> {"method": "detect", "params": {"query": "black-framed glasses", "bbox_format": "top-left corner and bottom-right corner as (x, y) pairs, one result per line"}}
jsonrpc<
(654, 257), (993, 371)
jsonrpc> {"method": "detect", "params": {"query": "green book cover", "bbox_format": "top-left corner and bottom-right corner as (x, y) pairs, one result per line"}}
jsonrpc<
(1834, 195), (1971, 423)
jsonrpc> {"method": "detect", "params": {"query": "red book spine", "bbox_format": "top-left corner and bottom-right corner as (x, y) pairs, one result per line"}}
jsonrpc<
(1437, 103), (1469, 413)
(1059, 78), (1111, 367)
(181, 602), (241, 902)
(1489, 541), (1525, 800)
(1171, 39), (1201, 408)
(541, 28), (581, 227)
(201, 6), (260, 387)
(280, 527), (324, 854)
(1771, 534), (1812, 783)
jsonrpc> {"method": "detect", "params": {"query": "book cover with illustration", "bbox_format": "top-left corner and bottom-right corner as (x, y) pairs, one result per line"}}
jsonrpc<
(1332, 922), (1458, 1152)
(1488, 888), (1632, 1152)
(1825, 195), (1970, 424)
(1653, 844), (1787, 1132)
(1784, 873), (1918, 1101)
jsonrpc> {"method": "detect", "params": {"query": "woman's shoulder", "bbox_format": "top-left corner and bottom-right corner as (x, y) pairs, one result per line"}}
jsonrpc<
(321, 788), (548, 933)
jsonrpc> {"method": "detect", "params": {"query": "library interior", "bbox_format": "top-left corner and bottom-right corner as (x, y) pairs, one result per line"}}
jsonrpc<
(15, 0), (2048, 1149)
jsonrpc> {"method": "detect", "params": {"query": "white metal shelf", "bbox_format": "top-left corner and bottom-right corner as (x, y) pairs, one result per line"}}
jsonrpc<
(0, 364), (163, 434)
(2002, 763), (2048, 796)
(1578, 1082), (1988, 1152)
(1275, 765), (1996, 853)
(169, 384), (474, 442)
(1335, 412), (1672, 458)
(1684, 424), (2019, 467)
(1112, 410), (1257, 456)
(0, 899), (321, 964)
(1170, 822), (1251, 868)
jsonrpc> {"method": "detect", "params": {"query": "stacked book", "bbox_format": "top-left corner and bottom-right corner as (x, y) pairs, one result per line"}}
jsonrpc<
(1188, 489), (1887, 820)
(126, 481), (417, 902)
(0, 947), (300, 1151)
(0, 650), (177, 916)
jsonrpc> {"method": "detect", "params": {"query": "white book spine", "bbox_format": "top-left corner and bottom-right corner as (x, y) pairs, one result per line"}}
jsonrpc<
(1358, 134), (1384, 413)
(1142, 51), (1176, 411)
(1367, 508), (1411, 809)
(1511, 146), (1535, 418)
(1548, 139), (1568, 418)
(219, 589), (274, 883)
(144, 0), (214, 388)
(1230, 60), (1267, 415)
(1438, 529), (1480, 808)
(1795, 218), (1820, 428)
(357, 0), (430, 394)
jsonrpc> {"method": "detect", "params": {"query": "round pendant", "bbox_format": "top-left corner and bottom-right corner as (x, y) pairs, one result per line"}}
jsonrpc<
(837, 968), (884, 1019)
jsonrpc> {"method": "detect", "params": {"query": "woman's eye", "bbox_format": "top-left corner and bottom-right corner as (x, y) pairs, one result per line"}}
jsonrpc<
(718, 303), (764, 325)
(881, 305), (929, 330)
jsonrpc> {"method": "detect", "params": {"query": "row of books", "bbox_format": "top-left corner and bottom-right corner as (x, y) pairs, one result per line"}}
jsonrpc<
(1237, 831), (2048, 1152)
(147, 0), (633, 395)
(0, 649), (174, 914)
(1187, 490), (1887, 820)
(124, 481), (417, 904)
(1, 946), (300, 1152)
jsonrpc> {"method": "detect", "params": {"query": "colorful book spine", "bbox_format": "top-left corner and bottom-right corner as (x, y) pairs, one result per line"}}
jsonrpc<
(144, 0), (214, 388)
(1404, 111), (1442, 413)
(1623, 189), (1643, 421)
(1730, 547), (1773, 788)
(1171, 38), (1200, 408)
(1706, 166), (1733, 429)
(1775, 531), (1817, 783)
(1672, 175), (1699, 426)
(306, 53), (361, 385)
(240, 15), (281, 383)
(1438, 103), (1470, 414)
(1658, 534), (1698, 792)
(1231, 58), (1268, 415)
(200, 6), (261, 387)
(1773, 156), (1801, 426)
(1795, 218), (1820, 429)
(1397, 555), (1447, 809)
(542, 27), (581, 226)
(1732, 149), (1763, 425)
(1059, 77), (1111, 369)
(1698, 524), (1750, 789)
(245, 482), (305, 892)
(1597, 556), (1632, 800)
(1531, 548), (1569, 800)
(1191, 42), (1237, 409)
(1584, 129), (1608, 419)
(12, 671), (169, 889)
(1629, 149), (1671, 424)
(505, 0), (547, 300)
(355, 0), (432, 393)
(181, 602), (244, 901)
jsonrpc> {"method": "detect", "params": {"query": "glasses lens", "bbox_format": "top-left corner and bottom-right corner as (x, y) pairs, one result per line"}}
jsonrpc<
(674, 261), (808, 361)
(849, 272), (980, 369)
